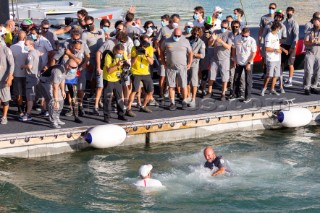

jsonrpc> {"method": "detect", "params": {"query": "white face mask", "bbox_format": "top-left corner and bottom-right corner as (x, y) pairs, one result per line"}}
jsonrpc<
(172, 23), (179, 29)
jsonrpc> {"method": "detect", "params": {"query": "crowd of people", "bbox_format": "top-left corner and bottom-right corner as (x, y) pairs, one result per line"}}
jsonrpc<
(0, 4), (319, 128)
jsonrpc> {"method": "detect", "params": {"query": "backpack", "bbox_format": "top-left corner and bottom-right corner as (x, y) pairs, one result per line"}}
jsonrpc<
(100, 49), (114, 69)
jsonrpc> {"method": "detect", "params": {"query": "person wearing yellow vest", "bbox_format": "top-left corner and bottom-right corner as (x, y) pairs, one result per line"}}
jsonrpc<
(126, 35), (154, 117)
(103, 43), (128, 123)
(5, 20), (16, 47)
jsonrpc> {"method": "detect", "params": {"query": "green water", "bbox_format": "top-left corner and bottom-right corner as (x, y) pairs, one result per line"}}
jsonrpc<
(1, 127), (320, 212)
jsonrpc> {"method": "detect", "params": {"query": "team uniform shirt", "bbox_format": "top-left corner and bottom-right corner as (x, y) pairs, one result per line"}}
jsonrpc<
(161, 36), (192, 69)
(35, 36), (53, 70)
(261, 22), (287, 45)
(188, 36), (206, 64)
(42, 30), (59, 49)
(103, 52), (128, 82)
(193, 20), (205, 28)
(232, 35), (257, 66)
(50, 66), (66, 101)
(304, 28), (320, 57)
(10, 41), (28, 78)
(25, 49), (41, 85)
(259, 14), (274, 29)
(155, 26), (174, 43)
(81, 29), (105, 62)
(0, 44), (14, 84)
(265, 32), (281, 62)
(204, 156), (226, 170)
(283, 18), (299, 48)
(131, 45), (154, 75)
(212, 30), (233, 61)
(134, 178), (163, 188)
(126, 25), (141, 39)
(99, 37), (134, 57)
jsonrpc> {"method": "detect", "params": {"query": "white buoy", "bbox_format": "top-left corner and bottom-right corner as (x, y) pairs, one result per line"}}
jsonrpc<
(84, 124), (126, 148)
(277, 107), (312, 128)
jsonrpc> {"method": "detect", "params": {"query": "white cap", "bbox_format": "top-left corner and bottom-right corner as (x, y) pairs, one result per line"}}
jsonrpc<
(185, 21), (194, 27)
(0, 27), (7, 36)
(139, 164), (153, 177)
(214, 6), (223, 13)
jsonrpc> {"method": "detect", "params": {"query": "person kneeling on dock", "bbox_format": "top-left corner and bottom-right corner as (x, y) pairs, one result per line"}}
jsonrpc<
(204, 146), (230, 176)
(126, 35), (154, 117)
(134, 164), (163, 188)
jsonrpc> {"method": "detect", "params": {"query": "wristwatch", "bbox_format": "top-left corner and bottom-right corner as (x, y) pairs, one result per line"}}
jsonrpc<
(247, 62), (253, 65)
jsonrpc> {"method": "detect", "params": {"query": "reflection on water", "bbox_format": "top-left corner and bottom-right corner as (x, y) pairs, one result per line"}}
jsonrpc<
(0, 126), (320, 211)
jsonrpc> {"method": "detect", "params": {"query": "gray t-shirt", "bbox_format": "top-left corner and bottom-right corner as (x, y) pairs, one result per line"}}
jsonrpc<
(25, 49), (40, 83)
(35, 36), (53, 70)
(188, 36), (206, 64)
(305, 28), (320, 57)
(232, 35), (257, 66)
(259, 14), (274, 29)
(162, 36), (192, 68)
(98, 39), (116, 53)
(10, 41), (28, 78)
(283, 18), (299, 48)
(261, 22), (287, 45)
(42, 30), (59, 49)
(0, 44), (14, 83)
(126, 25), (141, 39)
(81, 29), (105, 60)
(156, 26), (174, 42)
(50, 66), (66, 100)
(212, 30), (233, 61)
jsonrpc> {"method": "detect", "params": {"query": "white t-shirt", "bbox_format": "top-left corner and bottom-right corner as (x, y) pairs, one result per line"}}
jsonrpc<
(193, 20), (204, 28)
(232, 35), (257, 66)
(213, 19), (222, 31)
(134, 178), (163, 188)
(10, 41), (28, 77)
(265, 32), (280, 62)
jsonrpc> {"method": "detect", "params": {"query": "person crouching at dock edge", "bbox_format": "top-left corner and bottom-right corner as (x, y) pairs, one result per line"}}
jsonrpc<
(161, 28), (193, 111)
(102, 44), (128, 123)
(126, 35), (154, 117)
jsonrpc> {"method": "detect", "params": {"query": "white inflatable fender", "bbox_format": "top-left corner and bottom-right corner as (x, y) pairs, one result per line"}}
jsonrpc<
(277, 107), (312, 128)
(84, 124), (127, 148)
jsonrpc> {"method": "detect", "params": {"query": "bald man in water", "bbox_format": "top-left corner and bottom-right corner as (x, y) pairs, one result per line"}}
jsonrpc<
(203, 146), (227, 176)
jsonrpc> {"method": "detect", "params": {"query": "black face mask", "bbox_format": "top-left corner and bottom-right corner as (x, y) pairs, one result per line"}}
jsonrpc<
(287, 14), (293, 19)
(232, 27), (239, 33)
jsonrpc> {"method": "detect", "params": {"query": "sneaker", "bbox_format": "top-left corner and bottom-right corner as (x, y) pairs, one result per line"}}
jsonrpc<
(92, 108), (101, 116)
(57, 119), (66, 125)
(228, 95), (237, 101)
(305, 89), (311, 95)
(310, 87), (320, 94)
(65, 109), (73, 117)
(260, 88), (267, 97)
(203, 92), (213, 99)
(270, 90), (280, 96)
(181, 101), (188, 110)
(157, 96), (164, 101)
(18, 113), (25, 121)
(22, 113), (32, 122)
(169, 103), (177, 111)
(79, 106), (85, 117)
(50, 123), (61, 129)
(188, 101), (196, 108)
(98, 100), (104, 109)
(1, 117), (8, 125)
(74, 117), (83, 123)
(279, 88), (285, 94)
(164, 90), (169, 98)
(260, 73), (265, 79)
(148, 99), (159, 106)
(140, 106), (152, 113)
(243, 98), (252, 104)
(111, 107), (118, 113)
(220, 95), (226, 101)
(201, 90), (207, 98)
(284, 81), (293, 87)
(104, 115), (110, 123)
(126, 109), (137, 117)
(40, 110), (49, 117)
(118, 115), (128, 121)
(177, 93), (183, 101)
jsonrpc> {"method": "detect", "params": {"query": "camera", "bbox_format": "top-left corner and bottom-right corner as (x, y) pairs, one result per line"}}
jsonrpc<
(136, 46), (146, 55)
(120, 60), (131, 82)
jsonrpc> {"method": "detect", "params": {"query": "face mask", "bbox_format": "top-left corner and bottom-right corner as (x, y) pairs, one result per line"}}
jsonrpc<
(31, 34), (37, 41)
(242, 36), (248, 42)
(69, 68), (77, 74)
(24, 46), (29, 52)
(173, 36), (180, 42)
(161, 21), (166, 27)
(87, 24), (94, 32)
(218, 13), (222, 20)
(134, 39), (140, 47)
(269, 9), (275, 15)
(186, 28), (192, 34)
(232, 27), (239, 33)
(115, 53), (123, 59)
(221, 28), (226, 33)
(42, 28), (48, 33)
(103, 27), (109, 32)
(233, 14), (238, 20)
(193, 14), (198, 20)
(287, 14), (293, 19)
(172, 23), (179, 29)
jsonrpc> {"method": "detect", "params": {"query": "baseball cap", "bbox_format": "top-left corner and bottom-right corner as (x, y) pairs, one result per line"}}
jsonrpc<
(139, 164), (153, 177)
(185, 21), (194, 27)
(21, 19), (33, 26)
(214, 6), (223, 13)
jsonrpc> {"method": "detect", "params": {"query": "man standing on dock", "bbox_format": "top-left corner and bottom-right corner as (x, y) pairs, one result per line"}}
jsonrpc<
(303, 12), (320, 95)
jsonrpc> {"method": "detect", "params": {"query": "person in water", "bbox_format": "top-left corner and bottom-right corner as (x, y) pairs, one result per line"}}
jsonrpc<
(134, 164), (163, 188)
(203, 146), (229, 176)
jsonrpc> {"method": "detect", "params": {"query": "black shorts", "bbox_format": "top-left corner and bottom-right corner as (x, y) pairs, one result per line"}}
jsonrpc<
(12, 77), (26, 97)
(281, 44), (296, 65)
(131, 75), (154, 93)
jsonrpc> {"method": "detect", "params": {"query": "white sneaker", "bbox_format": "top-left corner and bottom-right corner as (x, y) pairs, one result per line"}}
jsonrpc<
(260, 88), (266, 97)
(188, 101), (196, 108)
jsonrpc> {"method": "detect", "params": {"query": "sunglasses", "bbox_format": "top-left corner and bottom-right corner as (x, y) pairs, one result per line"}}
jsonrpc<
(87, 23), (94, 26)
(269, 7), (276, 9)
(174, 35), (181, 37)
(72, 40), (82, 44)
(242, 35), (249, 38)
(116, 28), (122, 31)
(42, 27), (49, 30)
(104, 25), (110, 28)
(232, 26), (240, 29)
(186, 26), (193, 28)
(69, 65), (78, 69)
